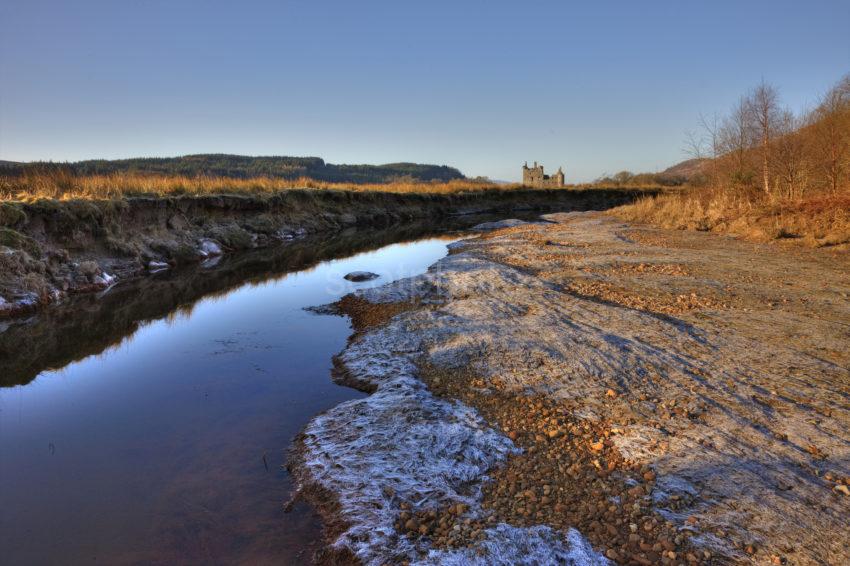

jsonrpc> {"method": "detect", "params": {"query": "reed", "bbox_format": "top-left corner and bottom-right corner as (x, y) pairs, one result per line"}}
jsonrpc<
(0, 171), (536, 201)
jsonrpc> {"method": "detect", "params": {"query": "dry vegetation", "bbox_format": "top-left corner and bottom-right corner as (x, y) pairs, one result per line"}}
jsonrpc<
(616, 189), (850, 247)
(614, 74), (850, 246)
(0, 171), (535, 201)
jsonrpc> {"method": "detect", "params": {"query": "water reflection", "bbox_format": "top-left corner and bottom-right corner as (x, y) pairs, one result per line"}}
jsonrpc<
(0, 221), (471, 388)
(0, 221), (467, 564)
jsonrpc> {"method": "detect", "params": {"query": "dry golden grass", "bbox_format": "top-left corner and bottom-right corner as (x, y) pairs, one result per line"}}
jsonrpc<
(0, 171), (543, 201)
(612, 187), (850, 247)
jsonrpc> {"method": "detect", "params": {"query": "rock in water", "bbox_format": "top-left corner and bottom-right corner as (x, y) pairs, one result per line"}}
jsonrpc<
(344, 271), (380, 282)
(198, 239), (223, 257)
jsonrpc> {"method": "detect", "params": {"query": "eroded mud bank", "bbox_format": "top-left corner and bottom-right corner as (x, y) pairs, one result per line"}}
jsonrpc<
(0, 189), (644, 317)
(294, 213), (849, 565)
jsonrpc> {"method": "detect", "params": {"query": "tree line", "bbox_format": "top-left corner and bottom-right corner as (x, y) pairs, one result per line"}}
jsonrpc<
(0, 154), (466, 184)
(685, 74), (850, 199)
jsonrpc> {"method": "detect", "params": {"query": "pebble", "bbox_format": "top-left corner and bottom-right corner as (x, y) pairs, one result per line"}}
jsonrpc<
(411, 367), (712, 564)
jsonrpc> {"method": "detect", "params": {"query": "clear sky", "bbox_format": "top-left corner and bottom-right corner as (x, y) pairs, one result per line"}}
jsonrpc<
(1, 0), (848, 182)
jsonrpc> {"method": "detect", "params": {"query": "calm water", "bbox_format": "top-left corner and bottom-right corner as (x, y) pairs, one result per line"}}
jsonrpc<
(0, 230), (457, 564)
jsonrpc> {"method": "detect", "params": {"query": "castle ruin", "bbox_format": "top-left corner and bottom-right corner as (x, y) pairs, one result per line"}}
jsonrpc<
(522, 161), (565, 188)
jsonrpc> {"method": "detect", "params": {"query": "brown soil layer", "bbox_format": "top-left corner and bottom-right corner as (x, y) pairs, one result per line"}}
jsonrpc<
(335, 294), (419, 332)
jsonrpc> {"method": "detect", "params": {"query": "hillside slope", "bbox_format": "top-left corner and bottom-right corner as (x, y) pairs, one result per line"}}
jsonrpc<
(0, 154), (466, 184)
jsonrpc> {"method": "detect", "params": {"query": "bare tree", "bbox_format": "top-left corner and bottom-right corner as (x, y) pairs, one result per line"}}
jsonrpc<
(774, 110), (808, 198)
(746, 80), (781, 195)
(809, 74), (850, 193)
(683, 129), (706, 160)
(699, 113), (721, 186)
(719, 96), (754, 186)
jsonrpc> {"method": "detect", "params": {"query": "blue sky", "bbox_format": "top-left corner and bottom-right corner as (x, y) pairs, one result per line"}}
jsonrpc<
(1, 0), (848, 182)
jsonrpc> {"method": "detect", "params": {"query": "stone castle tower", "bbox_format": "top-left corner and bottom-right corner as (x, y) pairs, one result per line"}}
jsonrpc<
(522, 161), (565, 188)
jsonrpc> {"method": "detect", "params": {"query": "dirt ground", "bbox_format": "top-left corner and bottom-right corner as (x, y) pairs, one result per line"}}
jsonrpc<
(296, 212), (849, 565)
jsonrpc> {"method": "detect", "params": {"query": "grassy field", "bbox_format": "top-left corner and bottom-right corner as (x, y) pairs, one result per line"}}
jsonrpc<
(0, 171), (534, 201)
(0, 170), (671, 202)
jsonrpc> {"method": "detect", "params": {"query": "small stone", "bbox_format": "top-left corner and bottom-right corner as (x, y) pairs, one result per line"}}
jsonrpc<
(344, 271), (380, 282)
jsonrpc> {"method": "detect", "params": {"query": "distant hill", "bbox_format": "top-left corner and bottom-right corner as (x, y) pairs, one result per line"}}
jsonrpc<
(0, 154), (466, 184)
(659, 158), (709, 181)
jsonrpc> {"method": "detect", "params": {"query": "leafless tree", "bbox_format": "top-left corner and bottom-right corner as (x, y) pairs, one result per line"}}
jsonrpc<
(809, 74), (850, 193)
(719, 96), (754, 186)
(773, 110), (808, 198)
(683, 129), (706, 160)
(699, 113), (721, 186)
(746, 80), (781, 195)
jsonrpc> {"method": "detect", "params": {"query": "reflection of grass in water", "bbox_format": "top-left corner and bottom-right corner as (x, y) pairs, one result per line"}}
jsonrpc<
(0, 220), (483, 387)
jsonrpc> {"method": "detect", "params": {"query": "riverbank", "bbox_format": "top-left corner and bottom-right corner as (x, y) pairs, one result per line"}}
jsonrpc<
(294, 212), (849, 565)
(610, 189), (850, 248)
(0, 188), (645, 318)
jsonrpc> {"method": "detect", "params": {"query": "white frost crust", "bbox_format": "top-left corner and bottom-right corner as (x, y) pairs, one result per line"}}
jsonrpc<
(301, 280), (609, 565)
(355, 253), (551, 305)
(301, 212), (850, 564)
(422, 525), (607, 565)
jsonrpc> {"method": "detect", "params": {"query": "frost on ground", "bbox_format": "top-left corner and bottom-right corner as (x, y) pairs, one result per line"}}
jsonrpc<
(299, 298), (608, 565)
(297, 212), (849, 565)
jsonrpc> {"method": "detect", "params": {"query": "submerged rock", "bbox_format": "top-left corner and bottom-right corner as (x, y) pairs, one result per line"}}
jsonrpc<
(344, 271), (380, 282)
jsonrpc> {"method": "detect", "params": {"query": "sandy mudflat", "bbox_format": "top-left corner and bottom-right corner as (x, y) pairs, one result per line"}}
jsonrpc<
(294, 212), (849, 565)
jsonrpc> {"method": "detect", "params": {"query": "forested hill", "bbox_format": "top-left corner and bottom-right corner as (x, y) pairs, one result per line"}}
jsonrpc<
(0, 154), (466, 183)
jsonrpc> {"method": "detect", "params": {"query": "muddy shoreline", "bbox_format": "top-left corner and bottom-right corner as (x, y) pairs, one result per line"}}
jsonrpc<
(293, 212), (849, 565)
(0, 188), (646, 318)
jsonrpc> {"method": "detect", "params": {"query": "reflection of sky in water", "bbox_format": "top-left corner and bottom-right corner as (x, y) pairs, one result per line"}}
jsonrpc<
(0, 237), (453, 564)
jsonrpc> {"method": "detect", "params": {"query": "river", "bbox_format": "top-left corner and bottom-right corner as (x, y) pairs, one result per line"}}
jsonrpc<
(0, 223), (470, 564)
